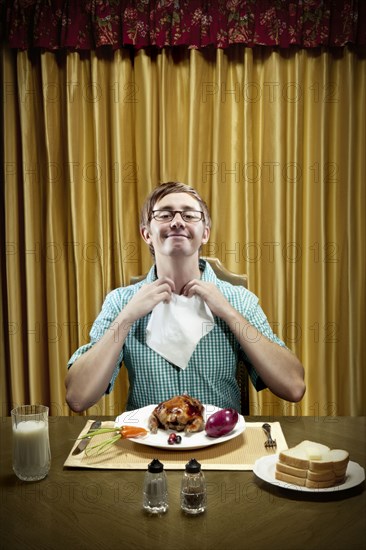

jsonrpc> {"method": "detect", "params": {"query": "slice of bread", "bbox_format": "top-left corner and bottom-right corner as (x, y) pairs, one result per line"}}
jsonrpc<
(276, 461), (308, 478)
(278, 440), (330, 469)
(275, 470), (307, 487)
(275, 441), (349, 488)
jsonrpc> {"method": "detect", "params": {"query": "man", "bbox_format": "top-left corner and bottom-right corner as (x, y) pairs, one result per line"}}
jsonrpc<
(65, 182), (305, 412)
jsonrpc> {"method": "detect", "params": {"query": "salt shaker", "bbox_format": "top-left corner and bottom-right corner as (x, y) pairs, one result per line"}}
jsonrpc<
(180, 458), (207, 514)
(143, 458), (168, 514)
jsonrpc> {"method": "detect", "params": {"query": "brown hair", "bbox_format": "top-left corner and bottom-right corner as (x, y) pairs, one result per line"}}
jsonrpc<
(140, 182), (211, 229)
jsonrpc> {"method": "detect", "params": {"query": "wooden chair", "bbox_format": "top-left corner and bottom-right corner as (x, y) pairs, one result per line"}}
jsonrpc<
(130, 256), (249, 416)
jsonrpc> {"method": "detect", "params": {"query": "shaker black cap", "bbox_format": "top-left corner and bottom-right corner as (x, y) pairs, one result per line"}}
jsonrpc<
(185, 458), (201, 473)
(148, 458), (164, 473)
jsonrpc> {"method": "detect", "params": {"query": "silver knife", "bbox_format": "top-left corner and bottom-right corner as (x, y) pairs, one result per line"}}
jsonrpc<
(72, 420), (102, 455)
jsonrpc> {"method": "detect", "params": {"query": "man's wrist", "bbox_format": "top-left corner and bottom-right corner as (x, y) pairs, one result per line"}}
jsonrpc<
(116, 311), (135, 335)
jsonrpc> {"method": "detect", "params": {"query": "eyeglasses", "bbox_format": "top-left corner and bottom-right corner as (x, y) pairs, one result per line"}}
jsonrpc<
(151, 210), (204, 223)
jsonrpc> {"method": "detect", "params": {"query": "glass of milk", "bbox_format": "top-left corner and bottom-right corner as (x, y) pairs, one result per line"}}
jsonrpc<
(11, 405), (51, 481)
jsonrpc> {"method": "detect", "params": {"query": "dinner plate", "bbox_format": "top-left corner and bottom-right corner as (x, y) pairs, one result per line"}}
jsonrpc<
(115, 404), (245, 450)
(253, 454), (365, 493)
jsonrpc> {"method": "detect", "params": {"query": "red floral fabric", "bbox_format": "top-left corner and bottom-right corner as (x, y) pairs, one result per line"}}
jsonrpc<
(1, 0), (365, 50)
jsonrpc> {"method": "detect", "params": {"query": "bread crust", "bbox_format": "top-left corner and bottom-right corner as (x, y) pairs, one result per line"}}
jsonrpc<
(275, 470), (347, 489)
(307, 469), (335, 482)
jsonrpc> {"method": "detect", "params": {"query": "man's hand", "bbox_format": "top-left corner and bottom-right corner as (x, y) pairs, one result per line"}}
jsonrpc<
(123, 277), (176, 323)
(182, 279), (232, 319)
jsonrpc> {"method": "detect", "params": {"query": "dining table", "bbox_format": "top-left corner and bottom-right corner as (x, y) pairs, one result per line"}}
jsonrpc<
(0, 414), (365, 550)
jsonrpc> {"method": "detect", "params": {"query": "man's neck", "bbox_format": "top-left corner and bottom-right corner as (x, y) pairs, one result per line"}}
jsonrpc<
(155, 255), (202, 294)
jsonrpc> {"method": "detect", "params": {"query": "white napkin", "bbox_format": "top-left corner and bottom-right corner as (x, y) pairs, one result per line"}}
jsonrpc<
(146, 294), (215, 369)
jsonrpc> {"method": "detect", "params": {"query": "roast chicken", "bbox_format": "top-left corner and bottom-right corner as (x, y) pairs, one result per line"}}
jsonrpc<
(148, 394), (205, 434)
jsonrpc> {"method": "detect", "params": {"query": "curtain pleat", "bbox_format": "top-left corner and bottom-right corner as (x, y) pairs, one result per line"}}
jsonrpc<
(1, 44), (365, 416)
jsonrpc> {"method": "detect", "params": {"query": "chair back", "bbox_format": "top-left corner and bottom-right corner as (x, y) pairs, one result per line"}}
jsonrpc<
(129, 256), (249, 416)
(201, 257), (248, 288)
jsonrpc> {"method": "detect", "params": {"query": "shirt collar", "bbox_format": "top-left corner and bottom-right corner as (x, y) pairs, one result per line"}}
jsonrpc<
(144, 259), (218, 284)
(199, 258), (218, 283)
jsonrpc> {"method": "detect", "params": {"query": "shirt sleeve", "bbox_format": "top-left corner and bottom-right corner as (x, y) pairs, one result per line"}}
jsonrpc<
(67, 288), (129, 393)
(235, 287), (288, 391)
(245, 299), (287, 349)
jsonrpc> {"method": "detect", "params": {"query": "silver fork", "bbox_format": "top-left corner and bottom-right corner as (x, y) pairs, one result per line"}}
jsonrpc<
(262, 423), (277, 449)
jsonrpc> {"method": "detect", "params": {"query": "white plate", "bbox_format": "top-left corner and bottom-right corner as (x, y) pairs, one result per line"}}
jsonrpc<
(115, 404), (245, 450)
(253, 454), (365, 493)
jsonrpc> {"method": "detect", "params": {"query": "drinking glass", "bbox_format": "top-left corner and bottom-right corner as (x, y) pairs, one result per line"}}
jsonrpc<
(11, 405), (51, 481)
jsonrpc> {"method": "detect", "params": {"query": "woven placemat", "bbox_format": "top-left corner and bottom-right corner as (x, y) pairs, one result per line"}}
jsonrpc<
(64, 420), (287, 471)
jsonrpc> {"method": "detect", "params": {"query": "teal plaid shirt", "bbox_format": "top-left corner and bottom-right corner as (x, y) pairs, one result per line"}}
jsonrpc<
(68, 260), (286, 411)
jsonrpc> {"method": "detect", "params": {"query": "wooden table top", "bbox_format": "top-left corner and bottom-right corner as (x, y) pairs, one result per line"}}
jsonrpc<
(1, 416), (365, 550)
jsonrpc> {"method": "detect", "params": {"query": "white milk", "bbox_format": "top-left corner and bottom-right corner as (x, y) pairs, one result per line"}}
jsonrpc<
(12, 419), (50, 480)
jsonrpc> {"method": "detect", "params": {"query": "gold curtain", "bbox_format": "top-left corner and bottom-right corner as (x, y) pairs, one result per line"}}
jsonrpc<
(1, 45), (365, 417)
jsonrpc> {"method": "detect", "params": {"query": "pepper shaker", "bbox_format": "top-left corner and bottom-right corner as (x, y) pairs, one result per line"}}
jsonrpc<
(143, 458), (168, 514)
(180, 458), (207, 514)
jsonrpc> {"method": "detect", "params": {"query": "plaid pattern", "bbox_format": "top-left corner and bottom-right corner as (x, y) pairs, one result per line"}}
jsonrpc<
(68, 260), (286, 411)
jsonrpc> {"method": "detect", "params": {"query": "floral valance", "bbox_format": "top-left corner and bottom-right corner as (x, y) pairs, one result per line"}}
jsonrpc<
(1, 0), (365, 51)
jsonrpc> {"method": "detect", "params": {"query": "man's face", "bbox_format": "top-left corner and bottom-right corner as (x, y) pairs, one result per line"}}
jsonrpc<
(141, 192), (210, 260)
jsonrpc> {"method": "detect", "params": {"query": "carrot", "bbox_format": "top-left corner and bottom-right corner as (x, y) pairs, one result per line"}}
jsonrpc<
(120, 426), (148, 439)
(77, 425), (149, 456)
